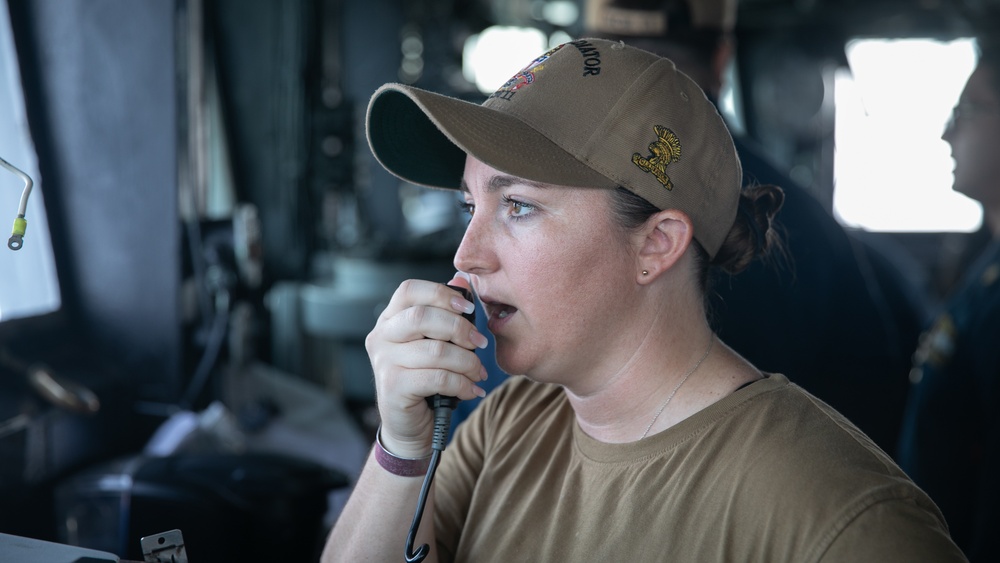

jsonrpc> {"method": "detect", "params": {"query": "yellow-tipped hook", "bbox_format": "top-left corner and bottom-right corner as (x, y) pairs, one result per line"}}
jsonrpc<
(1, 155), (33, 251)
(9, 215), (26, 250)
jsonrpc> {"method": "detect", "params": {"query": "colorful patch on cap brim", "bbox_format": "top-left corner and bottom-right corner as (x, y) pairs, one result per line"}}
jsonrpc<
(490, 45), (566, 101)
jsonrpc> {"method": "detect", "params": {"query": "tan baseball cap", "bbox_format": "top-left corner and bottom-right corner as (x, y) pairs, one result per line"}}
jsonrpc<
(366, 38), (741, 257)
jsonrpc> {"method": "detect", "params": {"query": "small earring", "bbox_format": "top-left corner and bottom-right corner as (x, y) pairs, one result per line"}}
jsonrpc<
(642, 270), (649, 276)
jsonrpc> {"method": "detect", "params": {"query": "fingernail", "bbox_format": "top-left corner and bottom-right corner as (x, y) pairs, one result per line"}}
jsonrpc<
(451, 297), (475, 315)
(473, 386), (486, 398)
(480, 365), (488, 381)
(471, 330), (488, 349)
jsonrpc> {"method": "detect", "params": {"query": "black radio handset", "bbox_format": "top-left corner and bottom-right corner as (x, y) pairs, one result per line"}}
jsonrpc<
(404, 284), (475, 563)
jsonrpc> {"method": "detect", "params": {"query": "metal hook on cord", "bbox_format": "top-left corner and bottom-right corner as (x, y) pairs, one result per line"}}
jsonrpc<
(1, 155), (33, 250)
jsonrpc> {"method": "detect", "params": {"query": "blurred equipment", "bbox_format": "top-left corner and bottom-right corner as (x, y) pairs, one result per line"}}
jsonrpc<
(53, 359), (365, 563)
(55, 452), (348, 562)
(0, 348), (101, 414)
(140, 529), (188, 563)
(268, 256), (453, 401)
(0, 532), (118, 563)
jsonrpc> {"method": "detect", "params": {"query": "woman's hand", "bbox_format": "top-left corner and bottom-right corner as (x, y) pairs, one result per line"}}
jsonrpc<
(366, 275), (488, 458)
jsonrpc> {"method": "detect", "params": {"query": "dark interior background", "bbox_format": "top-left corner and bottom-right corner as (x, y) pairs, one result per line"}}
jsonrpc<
(1, 0), (998, 561)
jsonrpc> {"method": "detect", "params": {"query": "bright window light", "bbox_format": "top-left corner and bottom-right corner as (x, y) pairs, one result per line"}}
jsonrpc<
(542, 1), (579, 28)
(833, 38), (983, 232)
(463, 26), (548, 94)
(0, 1), (60, 323)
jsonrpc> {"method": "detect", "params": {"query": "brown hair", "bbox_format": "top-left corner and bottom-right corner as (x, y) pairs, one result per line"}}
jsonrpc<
(608, 184), (786, 289)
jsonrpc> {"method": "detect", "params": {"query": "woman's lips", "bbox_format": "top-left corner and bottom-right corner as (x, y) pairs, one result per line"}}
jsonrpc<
(481, 298), (517, 333)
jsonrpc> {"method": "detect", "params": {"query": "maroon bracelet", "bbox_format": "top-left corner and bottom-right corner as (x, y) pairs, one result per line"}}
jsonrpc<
(374, 426), (431, 477)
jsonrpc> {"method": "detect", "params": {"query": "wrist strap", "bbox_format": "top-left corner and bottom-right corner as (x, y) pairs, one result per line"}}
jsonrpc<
(374, 426), (431, 477)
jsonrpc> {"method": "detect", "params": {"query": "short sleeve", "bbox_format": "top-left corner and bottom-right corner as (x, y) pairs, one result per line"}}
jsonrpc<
(819, 498), (967, 562)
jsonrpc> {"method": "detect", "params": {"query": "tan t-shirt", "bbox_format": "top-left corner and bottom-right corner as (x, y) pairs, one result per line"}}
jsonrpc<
(434, 374), (966, 562)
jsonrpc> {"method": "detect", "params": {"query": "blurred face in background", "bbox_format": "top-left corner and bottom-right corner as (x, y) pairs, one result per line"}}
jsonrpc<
(943, 62), (1000, 211)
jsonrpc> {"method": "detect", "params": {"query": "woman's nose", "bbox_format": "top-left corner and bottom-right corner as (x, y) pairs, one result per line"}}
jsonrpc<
(453, 213), (494, 275)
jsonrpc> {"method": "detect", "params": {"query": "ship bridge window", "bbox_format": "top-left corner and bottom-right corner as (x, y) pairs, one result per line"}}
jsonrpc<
(834, 37), (982, 232)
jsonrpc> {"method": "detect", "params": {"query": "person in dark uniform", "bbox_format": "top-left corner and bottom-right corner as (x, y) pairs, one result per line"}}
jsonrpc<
(455, 0), (927, 455)
(897, 37), (1000, 562)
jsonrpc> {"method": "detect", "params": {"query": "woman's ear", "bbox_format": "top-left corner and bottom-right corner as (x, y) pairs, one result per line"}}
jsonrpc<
(636, 209), (694, 284)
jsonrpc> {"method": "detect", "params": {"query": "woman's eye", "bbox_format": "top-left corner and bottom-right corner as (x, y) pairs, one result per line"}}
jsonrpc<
(458, 201), (475, 217)
(503, 196), (534, 219)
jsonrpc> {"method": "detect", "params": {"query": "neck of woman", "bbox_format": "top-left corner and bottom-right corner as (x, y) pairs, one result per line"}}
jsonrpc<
(562, 297), (719, 444)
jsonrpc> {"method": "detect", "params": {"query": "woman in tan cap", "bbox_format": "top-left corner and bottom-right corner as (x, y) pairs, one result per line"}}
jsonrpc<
(323, 39), (965, 562)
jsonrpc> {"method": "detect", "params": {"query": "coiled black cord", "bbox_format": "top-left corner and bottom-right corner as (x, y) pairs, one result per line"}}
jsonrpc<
(404, 284), (473, 562)
(404, 395), (457, 562)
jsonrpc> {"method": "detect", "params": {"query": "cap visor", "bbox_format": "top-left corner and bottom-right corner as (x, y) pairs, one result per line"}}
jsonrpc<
(366, 84), (616, 190)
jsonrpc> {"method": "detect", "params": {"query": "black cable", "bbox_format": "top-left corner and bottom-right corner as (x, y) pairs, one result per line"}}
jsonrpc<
(403, 284), (473, 562)
(180, 289), (230, 410)
(404, 396), (457, 562)
(404, 447), (441, 563)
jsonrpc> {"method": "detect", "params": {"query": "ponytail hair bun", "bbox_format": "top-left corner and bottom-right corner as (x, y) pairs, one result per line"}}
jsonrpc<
(711, 184), (785, 275)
